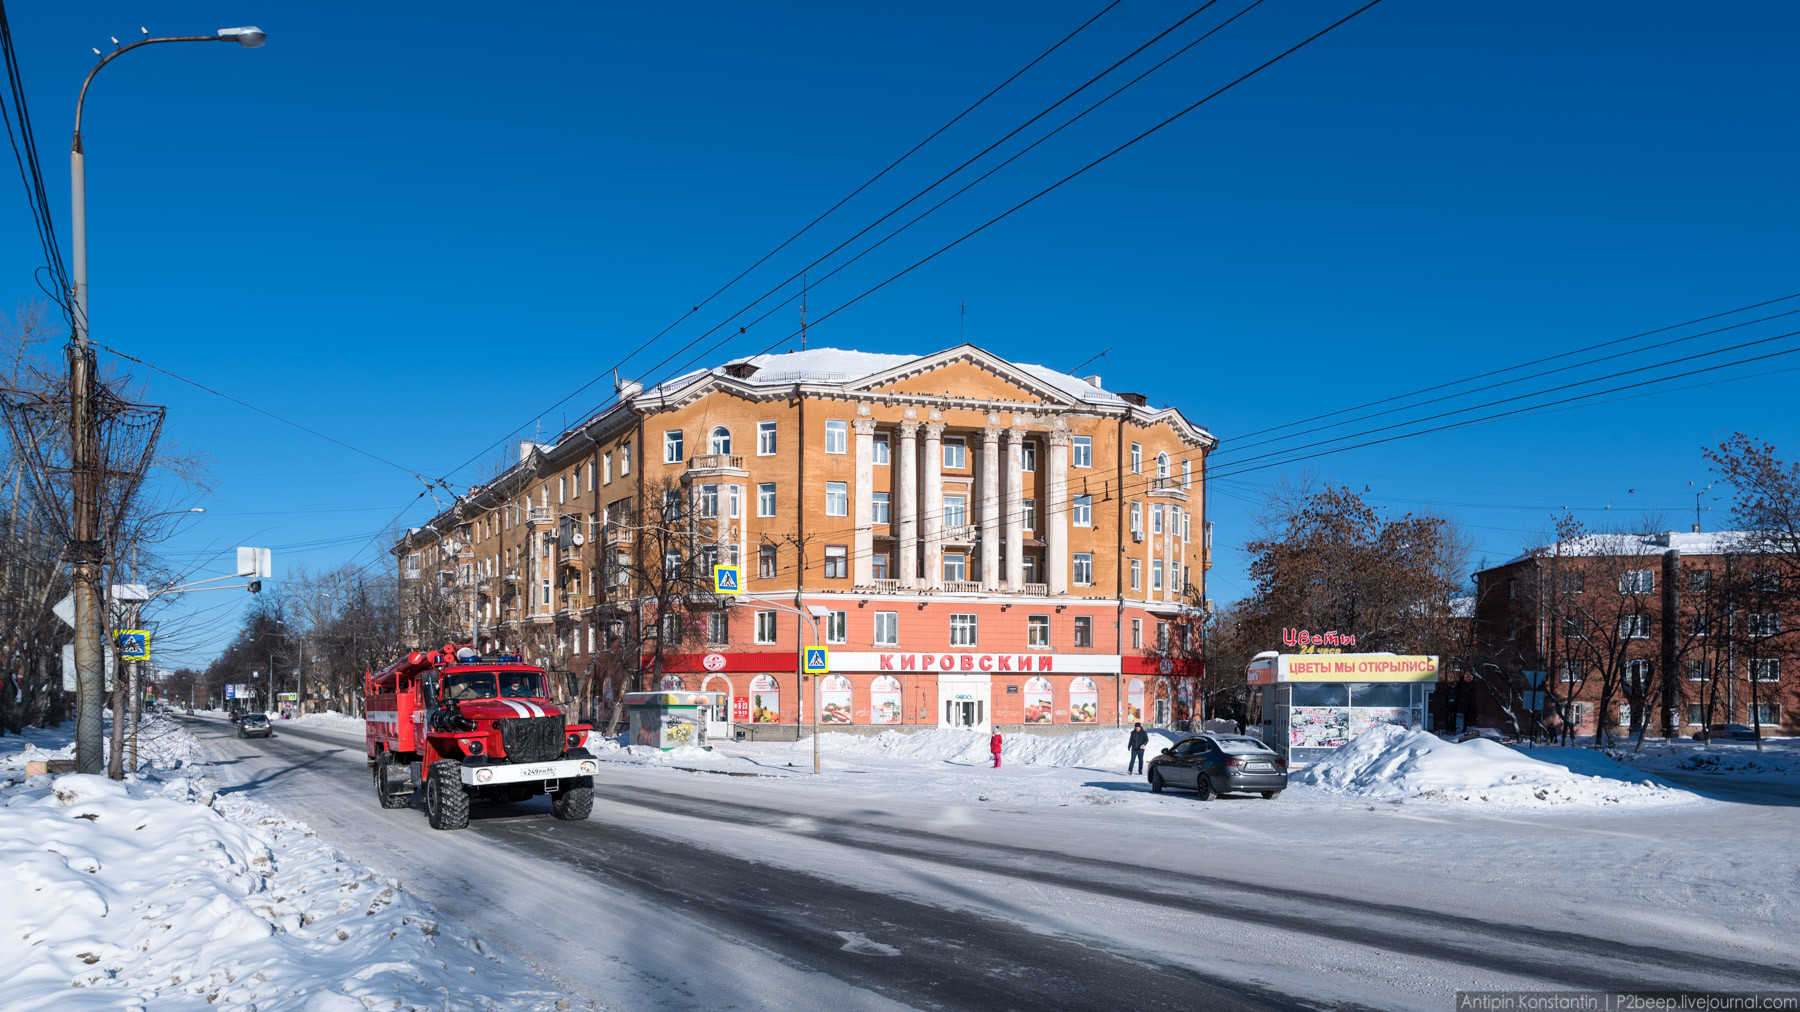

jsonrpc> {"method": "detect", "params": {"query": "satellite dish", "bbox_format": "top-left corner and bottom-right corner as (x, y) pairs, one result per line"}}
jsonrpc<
(571, 532), (586, 546)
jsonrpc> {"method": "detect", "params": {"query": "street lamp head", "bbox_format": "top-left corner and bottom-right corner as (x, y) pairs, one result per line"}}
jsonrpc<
(805, 605), (830, 619)
(216, 26), (267, 48)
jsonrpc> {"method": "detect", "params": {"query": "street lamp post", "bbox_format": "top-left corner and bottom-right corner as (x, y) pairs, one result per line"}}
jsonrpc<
(65, 27), (266, 775)
(760, 600), (829, 774)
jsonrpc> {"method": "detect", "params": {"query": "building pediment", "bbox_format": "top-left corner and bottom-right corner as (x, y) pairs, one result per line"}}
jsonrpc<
(851, 345), (1082, 407)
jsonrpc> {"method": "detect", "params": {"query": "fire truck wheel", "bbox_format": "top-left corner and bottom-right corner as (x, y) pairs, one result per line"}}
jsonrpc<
(374, 758), (412, 809)
(426, 760), (470, 830)
(550, 783), (593, 821)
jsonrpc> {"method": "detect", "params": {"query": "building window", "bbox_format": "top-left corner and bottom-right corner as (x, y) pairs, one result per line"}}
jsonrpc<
(757, 482), (776, 517)
(1561, 615), (1582, 637)
(1130, 443), (1142, 473)
(698, 483), (719, 519)
(1027, 615), (1050, 648)
(1021, 498), (1036, 531)
(1752, 704), (1779, 726)
(943, 437), (967, 470)
(1152, 504), (1164, 535)
(1181, 513), (1191, 543)
(558, 476), (567, 504)
(1072, 435), (1092, 468)
(824, 545), (848, 579)
(755, 610), (777, 644)
(1156, 621), (1169, 651)
(404, 554), (420, 578)
(1620, 614), (1650, 639)
(1156, 452), (1169, 478)
(663, 430), (684, 463)
(825, 419), (848, 454)
(1686, 704), (1705, 726)
(943, 495), (966, 529)
(1073, 616), (1092, 647)
(1152, 560), (1164, 591)
(1620, 571), (1655, 594)
(1686, 660), (1708, 682)
(1687, 569), (1711, 592)
(872, 433), (890, 464)
(1130, 559), (1141, 591)
(1072, 495), (1092, 527)
(1506, 578), (1516, 600)
(541, 578), (551, 605)
(1689, 612), (1711, 636)
(1624, 658), (1653, 686)
(872, 551), (890, 580)
(949, 613), (978, 646)
(1130, 618), (1142, 649)
(663, 550), (683, 580)
(1751, 658), (1780, 682)
(872, 491), (890, 525)
(1073, 553), (1093, 586)
(620, 442), (630, 475)
(1023, 555), (1038, 584)
(825, 610), (847, 644)
(759, 544), (776, 579)
(944, 552), (967, 582)
(874, 610), (899, 646)
(709, 426), (732, 455)
(1748, 613), (1781, 637)
(1182, 459), (1191, 488)
(603, 453), (613, 485)
(825, 481), (848, 516)
(706, 612), (729, 646)
(757, 420), (777, 456)
(1022, 440), (1037, 472)
(1126, 502), (1141, 535)
(1559, 571), (1583, 594)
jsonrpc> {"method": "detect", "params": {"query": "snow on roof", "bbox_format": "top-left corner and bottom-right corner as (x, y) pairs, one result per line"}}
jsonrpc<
(723, 347), (915, 385)
(1449, 595), (1475, 620)
(1496, 530), (1769, 567)
(1010, 361), (1127, 405)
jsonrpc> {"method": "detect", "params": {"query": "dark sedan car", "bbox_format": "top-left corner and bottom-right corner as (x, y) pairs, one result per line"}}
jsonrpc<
(1694, 723), (1758, 741)
(1148, 733), (1287, 799)
(237, 713), (273, 739)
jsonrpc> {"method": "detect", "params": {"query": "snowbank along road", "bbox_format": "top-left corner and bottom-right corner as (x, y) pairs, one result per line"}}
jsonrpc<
(182, 715), (1800, 1011)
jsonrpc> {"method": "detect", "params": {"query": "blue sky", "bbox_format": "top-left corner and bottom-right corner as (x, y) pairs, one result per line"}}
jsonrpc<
(5, 1), (1796, 668)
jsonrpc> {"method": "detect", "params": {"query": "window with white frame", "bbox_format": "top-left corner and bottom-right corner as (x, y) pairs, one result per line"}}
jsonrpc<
(872, 491), (890, 524)
(709, 426), (731, 455)
(1157, 452), (1169, 478)
(1152, 503), (1165, 534)
(1073, 616), (1092, 647)
(825, 481), (848, 516)
(755, 610), (777, 644)
(943, 495), (966, 528)
(825, 419), (847, 454)
(949, 613), (978, 646)
(757, 420), (777, 456)
(1131, 618), (1142, 649)
(1690, 612), (1711, 636)
(558, 476), (567, 503)
(872, 433), (889, 464)
(1748, 613), (1782, 637)
(1181, 513), (1191, 542)
(1560, 571), (1583, 594)
(1560, 660), (1581, 683)
(1130, 443), (1142, 473)
(825, 610), (847, 644)
(706, 612), (729, 645)
(943, 437), (967, 470)
(620, 442), (630, 475)
(1685, 704), (1705, 725)
(1156, 621), (1169, 651)
(1751, 658), (1780, 682)
(728, 484), (741, 519)
(585, 462), (594, 491)
(663, 430), (684, 463)
(823, 545), (848, 579)
(1021, 498), (1036, 530)
(874, 610), (899, 646)
(1620, 570), (1655, 594)
(1182, 459), (1191, 488)
(1130, 501), (1142, 533)
(1027, 615), (1050, 648)
(1022, 440), (1037, 472)
(603, 452), (613, 485)
(1072, 435), (1092, 468)
(1620, 614), (1651, 639)
(1130, 558), (1141, 591)
(698, 484), (719, 519)
(1152, 560), (1164, 591)
(1073, 495), (1092, 527)
(1752, 703), (1780, 725)
(943, 552), (967, 582)
(1561, 615), (1582, 637)
(1686, 659), (1708, 681)
(758, 482), (776, 517)
(1073, 553), (1093, 586)
(404, 554), (420, 578)
(1624, 658), (1653, 686)
(759, 544), (776, 578)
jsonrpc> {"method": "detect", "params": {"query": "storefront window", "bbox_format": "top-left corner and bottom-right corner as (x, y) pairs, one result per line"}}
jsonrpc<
(1127, 678), (1145, 722)
(1291, 683), (1348, 707)
(660, 674), (683, 690)
(870, 676), (902, 724)
(1069, 677), (1098, 723)
(820, 675), (853, 724)
(1023, 676), (1053, 723)
(750, 674), (780, 723)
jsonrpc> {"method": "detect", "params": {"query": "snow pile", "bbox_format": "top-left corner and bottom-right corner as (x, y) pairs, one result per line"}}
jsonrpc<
(1675, 748), (1800, 776)
(286, 710), (367, 735)
(0, 721), (583, 1010)
(1293, 724), (1694, 806)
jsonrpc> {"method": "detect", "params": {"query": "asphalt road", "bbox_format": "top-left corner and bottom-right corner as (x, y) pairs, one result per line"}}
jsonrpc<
(184, 717), (1800, 1011)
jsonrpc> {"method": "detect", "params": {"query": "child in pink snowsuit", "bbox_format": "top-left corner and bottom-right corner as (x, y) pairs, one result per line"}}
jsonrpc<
(990, 732), (1003, 768)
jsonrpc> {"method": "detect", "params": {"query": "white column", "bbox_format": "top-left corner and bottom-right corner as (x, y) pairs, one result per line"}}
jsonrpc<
(852, 417), (876, 585)
(1003, 427), (1025, 590)
(979, 427), (1002, 591)
(1045, 428), (1071, 595)
(922, 422), (945, 589)
(896, 421), (919, 588)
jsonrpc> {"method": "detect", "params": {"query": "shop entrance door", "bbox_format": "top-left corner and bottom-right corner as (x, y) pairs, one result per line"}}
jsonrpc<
(945, 699), (984, 728)
(936, 673), (992, 733)
(1154, 698), (1170, 726)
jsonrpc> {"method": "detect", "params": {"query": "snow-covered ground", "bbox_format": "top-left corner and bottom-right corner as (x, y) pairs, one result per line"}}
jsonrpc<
(0, 718), (587, 1011)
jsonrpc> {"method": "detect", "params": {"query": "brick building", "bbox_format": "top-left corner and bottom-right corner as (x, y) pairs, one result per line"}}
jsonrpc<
(396, 345), (1215, 736)
(1468, 530), (1796, 738)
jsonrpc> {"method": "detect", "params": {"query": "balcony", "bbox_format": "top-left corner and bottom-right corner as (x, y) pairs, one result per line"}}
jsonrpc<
(683, 453), (748, 480)
(501, 570), (521, 585)
(604, 526), (633, 545)
(525, 508), (555, 527)
(872, 579), (900, 593)
(1021, 582), (1049, 596)
(1145, 476), (1190, 502)
(942, 580), (982, 594)
(941, 524), (978, 544)
(558, 545), (585, 567)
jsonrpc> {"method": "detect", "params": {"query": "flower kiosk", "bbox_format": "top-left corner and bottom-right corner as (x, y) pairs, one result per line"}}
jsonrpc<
(1247, 651), (1439, 770)
(621, 690), (729, 750)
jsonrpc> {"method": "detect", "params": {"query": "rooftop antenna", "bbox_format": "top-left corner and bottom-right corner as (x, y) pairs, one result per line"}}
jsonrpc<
(799, 273), (809, 351)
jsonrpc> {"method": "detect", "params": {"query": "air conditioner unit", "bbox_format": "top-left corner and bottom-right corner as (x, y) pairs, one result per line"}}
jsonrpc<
(570, 532), (585, 546)
(1131, 530), (1144, 542)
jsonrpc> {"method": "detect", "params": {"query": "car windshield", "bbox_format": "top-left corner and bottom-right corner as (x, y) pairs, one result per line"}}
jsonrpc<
(1214, 737), (1272, 754)
(243, 715), (267, 724)
(442, 669), (544, 701)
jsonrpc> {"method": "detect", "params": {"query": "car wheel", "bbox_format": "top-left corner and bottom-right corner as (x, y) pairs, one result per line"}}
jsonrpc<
(1194, 773), (1217, 801)
(1261, 790), (1282, 800)
(1149, 769), (1165, 793)
(425, 760), (470, 830)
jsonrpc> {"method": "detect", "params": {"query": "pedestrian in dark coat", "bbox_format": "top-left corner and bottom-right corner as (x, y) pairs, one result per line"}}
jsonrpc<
(990, 731), (1003, 768)
(1127, 722), (1149, 774)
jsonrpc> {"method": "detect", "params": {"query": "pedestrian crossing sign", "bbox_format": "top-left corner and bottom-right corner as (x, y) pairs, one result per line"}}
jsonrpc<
(802, 646), (829, 675)
(712, 564), (741, 595)
(115, 630), (150, 661)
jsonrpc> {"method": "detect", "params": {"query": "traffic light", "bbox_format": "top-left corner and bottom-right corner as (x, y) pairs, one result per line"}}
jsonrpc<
(248, 579), (262, 594)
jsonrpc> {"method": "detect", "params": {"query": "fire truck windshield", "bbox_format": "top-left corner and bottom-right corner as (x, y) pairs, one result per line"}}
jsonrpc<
(441, 669), (544, 701)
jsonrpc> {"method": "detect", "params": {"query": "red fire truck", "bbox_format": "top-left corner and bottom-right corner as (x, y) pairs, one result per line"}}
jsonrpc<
(365, 644), (596, 830)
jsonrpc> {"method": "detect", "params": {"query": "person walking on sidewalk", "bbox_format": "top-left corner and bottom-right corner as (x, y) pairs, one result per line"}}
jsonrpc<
(990, 731), (1004, 768)
(1127, 722), (1149, 774)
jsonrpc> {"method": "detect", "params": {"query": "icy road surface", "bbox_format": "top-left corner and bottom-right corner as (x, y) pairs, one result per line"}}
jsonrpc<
(182, 717), (1800, 1011)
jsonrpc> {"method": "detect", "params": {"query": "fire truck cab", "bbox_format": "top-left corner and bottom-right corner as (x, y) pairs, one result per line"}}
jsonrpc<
(365, 644), (596, 830)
